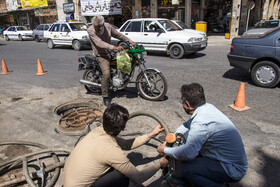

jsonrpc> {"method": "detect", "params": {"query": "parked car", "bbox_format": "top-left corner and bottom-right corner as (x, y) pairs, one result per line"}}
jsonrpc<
(3, 26), (33, 41)
(171, 20), (208, 39)
(243, 19), (280, 36)
(44, 21), (90, 51)
(33, 24), (51, 42)
(227, 27), (280, 88)
(111, 18), (207, 59)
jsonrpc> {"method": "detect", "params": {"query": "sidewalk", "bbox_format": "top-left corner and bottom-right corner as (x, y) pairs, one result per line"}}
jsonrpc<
(207, 34), (232, 46)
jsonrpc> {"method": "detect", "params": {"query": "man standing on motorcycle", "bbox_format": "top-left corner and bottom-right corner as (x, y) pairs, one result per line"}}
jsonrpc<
(87, 15), (136, 106)
(157, 83), (248, 186)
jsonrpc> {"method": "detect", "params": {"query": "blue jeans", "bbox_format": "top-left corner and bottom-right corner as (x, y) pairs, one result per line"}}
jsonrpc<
(180, 157), (239, 187)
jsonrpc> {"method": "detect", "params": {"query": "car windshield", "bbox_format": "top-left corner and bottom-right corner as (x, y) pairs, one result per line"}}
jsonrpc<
(255, 20), (280, 28)
(69, 23), (87, 31)
(158, 20), (182, 31)
(16, 26), (28, 31)
(174, 21), (190, 29)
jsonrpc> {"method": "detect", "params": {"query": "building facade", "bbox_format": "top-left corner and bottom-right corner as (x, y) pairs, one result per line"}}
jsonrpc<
(0, 0), (279, 37)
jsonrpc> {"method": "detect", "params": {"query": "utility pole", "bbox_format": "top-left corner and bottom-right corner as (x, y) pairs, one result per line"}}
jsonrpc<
(230, 0), (241, 38)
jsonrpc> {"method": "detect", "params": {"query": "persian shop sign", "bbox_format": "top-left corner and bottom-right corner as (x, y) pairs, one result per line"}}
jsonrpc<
(35, 8), (57, 16)
(22, 0), (48, 8)
(80, 0), (122, 16)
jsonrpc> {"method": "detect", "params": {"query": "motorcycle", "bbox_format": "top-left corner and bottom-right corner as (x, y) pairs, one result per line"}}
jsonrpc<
(78, 43), (168, 101)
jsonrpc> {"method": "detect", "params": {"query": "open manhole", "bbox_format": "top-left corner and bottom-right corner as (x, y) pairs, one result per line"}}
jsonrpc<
(54, 99), (103, 136)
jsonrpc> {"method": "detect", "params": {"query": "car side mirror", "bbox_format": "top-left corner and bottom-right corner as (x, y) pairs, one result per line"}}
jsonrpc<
(156, 28), (163, 33)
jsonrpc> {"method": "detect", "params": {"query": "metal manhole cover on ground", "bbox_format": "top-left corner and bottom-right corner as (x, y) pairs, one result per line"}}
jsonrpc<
(54, 100), (103, 136)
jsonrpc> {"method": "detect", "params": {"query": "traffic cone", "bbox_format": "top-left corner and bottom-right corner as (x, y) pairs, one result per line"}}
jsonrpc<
(1, 59), (12, 75)
(229, 82), (250, 111)
(36, 58), (47, 75)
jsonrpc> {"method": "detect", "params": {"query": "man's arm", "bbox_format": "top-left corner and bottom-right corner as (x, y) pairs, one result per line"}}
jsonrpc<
(105, 147), (168, 184)
(159, 121), (210, 160)
(116, 125), (164, 150)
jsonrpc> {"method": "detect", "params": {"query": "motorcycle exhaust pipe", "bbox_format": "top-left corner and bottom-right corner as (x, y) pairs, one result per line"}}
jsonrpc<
(79, 79), (101, 88)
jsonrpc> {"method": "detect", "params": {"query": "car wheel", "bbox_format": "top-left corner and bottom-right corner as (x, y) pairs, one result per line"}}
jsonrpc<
(35, 36), (40, 42)
(47, 39), (55, 49)
(5, 35), (9, 41)
(251, 61), (280, 88)
(118, 42), (129, 49)
(169, 44), (184, 59)
(73, 40), (82, 51)
(18, 35), (23, 41)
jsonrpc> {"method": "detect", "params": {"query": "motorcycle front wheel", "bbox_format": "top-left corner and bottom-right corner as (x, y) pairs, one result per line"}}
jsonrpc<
(83, 69), (102, 94)
(136, 69), (168, 101)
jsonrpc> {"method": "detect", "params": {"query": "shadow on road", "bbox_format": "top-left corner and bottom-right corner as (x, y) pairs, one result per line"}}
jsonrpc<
(147, 51), (206, 59)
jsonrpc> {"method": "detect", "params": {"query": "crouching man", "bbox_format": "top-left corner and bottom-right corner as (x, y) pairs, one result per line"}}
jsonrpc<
(157, 83), (248, 186)
(64, 103), (168, 187)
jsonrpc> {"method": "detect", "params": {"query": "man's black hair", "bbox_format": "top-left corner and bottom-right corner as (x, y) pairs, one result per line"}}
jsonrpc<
(102, 103), (129, 136)
(180, 83), (206, 108)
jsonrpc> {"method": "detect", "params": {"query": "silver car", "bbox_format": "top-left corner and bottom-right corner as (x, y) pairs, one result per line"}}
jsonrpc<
(243, 19), (280, 36)
(33, 24), (51, 42)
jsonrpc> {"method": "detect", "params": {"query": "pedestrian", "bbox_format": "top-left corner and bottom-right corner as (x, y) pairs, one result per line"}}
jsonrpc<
(157, 83), (248, 186)
(87, 15), (136, 106)
(64, 103), (169, 187)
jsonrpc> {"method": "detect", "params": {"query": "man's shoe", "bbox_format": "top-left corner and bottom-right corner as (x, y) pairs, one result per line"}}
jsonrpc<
(103, 97), (111, 107)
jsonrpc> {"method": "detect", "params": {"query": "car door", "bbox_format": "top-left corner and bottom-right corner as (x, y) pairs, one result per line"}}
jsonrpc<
(121, 21), (142, 44)
(276, 31), (280, 59)
(141, 20), (167, 51)
(59, 23), (72, 45)
(48, 24), (61, 44)
(6, 27), (16, 39)
(35, 25), (44, 38)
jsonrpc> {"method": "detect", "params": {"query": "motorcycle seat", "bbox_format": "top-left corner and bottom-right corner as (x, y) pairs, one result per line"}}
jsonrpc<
(85, 54), (95, 63)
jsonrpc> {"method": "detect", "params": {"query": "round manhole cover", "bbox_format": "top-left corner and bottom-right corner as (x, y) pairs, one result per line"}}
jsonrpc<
(54, 100), (103, 136)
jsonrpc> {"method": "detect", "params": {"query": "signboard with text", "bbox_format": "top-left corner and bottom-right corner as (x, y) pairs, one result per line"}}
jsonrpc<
(63, 3), (75, 14)
(158, 0), (184, 9)
(35, 8), (57, 16)
(80, 0), (122, 16)
(6, 0), (18, 11)
(21, 0), (48, 9)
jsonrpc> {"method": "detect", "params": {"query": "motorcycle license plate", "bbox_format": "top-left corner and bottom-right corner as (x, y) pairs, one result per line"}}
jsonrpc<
(78, 64), (85, 71)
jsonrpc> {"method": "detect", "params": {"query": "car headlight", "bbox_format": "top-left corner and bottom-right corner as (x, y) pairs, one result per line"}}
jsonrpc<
(188, 37), (198, 43)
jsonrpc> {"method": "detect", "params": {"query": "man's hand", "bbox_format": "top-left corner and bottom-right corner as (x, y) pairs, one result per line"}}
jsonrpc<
(113, 46), (124, 50)
(147, 125), (164, 139)
(159, 157), (169, 168)
(157, 142), (167, 155)
(131, 42), (137, 46)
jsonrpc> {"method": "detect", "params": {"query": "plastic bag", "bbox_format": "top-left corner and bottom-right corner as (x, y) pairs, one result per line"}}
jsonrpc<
(116, 50), (131, 74)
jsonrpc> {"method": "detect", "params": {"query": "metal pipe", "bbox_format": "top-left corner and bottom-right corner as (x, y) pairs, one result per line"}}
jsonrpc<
(79, 79), (101, 87)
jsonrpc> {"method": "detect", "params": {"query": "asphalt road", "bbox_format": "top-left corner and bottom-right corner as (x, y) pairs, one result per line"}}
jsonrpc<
(0, 38), (279, 186)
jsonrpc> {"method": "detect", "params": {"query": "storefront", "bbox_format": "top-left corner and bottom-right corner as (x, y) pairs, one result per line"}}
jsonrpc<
(34, 7), (58, 26)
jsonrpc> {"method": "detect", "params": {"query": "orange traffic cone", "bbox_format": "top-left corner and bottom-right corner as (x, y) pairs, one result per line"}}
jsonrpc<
(229, 82), (250, 111)
(36, 58), (47, 75)
(1, 59), (12, 75)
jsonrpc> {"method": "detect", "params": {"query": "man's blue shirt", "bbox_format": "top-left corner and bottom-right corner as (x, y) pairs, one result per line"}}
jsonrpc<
(164, 103), (248, 180)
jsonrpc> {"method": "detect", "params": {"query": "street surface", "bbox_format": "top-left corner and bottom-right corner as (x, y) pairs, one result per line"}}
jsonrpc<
(0, 38), (279, 186)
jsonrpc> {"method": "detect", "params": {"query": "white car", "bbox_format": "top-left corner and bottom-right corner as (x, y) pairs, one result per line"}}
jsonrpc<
(171, 20), (208, 39)
(3, 26), (33, 41)
(111, 18), (207, 59)
(44, 21), (90, 51)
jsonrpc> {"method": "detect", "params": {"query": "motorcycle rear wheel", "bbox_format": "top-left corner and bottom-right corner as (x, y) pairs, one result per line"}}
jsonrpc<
(136, 69), (167, 101)
(83, 69), (102, 94)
